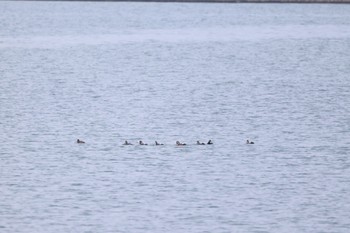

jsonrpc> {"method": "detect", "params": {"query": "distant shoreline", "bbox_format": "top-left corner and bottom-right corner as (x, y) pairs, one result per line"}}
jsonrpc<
(15, 0), (350, 4)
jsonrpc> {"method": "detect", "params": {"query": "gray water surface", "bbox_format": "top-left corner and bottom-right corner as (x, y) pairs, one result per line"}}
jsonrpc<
(1, 2), (350, 233)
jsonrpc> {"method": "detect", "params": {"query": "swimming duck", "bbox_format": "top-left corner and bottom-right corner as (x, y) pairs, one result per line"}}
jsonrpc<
(197, 141), (205, 145)
(246, 140), (254, 144)
(176, 141), (186, 146)
(155, 141), (163, 145)
(139, 140), (148, 145)
(77, 139), (85, 144)
(123, 140), (133, 145)
(207, 140), (213, 145)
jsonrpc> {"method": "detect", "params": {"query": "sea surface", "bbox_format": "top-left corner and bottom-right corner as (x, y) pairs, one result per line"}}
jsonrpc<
(1, 1), (350, 232)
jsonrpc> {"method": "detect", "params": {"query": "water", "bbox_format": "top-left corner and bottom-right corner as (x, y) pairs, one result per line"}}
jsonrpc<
(1, 2), (350, 232)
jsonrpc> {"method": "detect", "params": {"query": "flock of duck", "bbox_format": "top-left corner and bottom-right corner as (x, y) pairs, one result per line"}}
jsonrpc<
(122, 140), (214, 146)
(76, 139), (255, 145)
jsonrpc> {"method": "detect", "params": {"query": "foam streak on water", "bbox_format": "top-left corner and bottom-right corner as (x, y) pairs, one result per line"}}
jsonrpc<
(1, 2), (350, 233)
